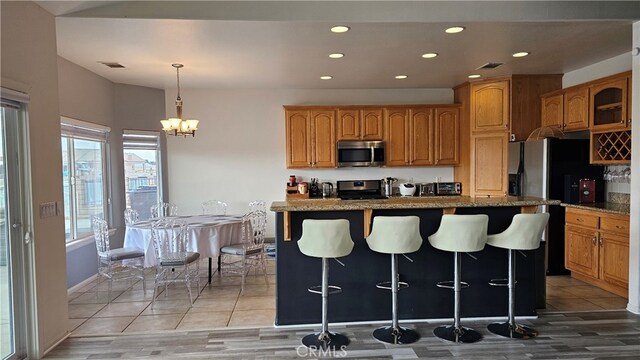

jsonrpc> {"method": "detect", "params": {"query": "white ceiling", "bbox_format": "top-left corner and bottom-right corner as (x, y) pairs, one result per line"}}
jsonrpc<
(40, 1), (640, 90)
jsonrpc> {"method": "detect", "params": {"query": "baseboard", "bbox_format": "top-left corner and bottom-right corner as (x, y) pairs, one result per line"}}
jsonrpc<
(627, 303), (640, 314)
(67, 274), (97, 295)
(42, 331), (70, 358)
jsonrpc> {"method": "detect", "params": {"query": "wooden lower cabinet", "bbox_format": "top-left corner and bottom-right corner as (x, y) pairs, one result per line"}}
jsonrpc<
(564, 207), (629, 297)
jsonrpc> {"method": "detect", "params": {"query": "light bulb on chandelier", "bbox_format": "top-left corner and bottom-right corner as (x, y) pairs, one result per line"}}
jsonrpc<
(160, 64), (199, 137)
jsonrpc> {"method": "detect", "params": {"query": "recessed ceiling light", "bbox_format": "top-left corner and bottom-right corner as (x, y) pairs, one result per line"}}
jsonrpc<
(445, 26), (465, 34)
(421, 53), (438, 59)
(468, 74), (481, 79)
(395, 75), (408, 80)
(329, 53), (344, 59)
(512, 51), (530, 58)
(331, 25), (350, 33)
(320, 75), (333, 80)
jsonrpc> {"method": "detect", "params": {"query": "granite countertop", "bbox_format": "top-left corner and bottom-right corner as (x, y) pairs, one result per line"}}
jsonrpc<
(270, 196), (560, 212)
(560, 202), (630, 216)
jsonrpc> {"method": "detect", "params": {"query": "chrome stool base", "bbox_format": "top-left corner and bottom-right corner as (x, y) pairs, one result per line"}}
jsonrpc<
(488, 322), (538, 339)
(302, 331), (350, 350)
(373, 326), (420, 344)
(433, 325), (482, 343)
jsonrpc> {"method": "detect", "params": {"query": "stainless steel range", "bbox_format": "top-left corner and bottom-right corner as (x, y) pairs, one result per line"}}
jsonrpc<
(337, 180), (387, 200)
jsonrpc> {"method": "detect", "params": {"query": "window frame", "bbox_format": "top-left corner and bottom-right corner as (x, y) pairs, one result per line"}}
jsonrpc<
(122, 130), (163, 218)
(61, 117), (111, 246)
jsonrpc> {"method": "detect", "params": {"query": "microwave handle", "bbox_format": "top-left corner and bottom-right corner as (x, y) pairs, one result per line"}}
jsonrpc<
(370, 146), (375, 166)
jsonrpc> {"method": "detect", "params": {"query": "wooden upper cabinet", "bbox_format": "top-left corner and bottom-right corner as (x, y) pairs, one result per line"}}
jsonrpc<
(384, 108), (410, 166)
(471, 80), (510, 132)
(435, 107), (460, 165)
(285, 110), (311, 168)
(336, 109), (360, 140)
(361, 108), (384, 140)
(309, 110), (336, 168)
(590, 75), (628, 131)
(470, 132), (508, 196)
(409, 108), (434, 166)
(336, 108), (383, 140)
(541, 93), (563, 128)
(564, 86), (589, 131)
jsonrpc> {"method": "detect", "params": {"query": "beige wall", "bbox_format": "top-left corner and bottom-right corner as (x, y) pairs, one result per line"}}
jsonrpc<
(165, 88), (454, 236)
(1, 1), (67, 356)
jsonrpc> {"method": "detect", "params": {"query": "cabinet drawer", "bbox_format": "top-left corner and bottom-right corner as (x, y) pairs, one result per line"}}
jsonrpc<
(600, 216), (629, 235)
(566, 211), (599, 228)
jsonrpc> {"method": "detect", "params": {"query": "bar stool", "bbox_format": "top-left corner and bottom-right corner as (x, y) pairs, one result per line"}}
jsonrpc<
(366, 216), (423, 344)
(297, 219), (354, 350)
(486, 213), (549, 339)
(428, 214), (489, 343)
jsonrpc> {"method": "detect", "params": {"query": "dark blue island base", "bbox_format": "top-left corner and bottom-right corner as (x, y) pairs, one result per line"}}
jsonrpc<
(274, 206), (546, 326)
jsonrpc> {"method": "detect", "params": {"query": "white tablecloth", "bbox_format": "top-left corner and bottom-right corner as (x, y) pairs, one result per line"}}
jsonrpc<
(124, 214), (243, 267)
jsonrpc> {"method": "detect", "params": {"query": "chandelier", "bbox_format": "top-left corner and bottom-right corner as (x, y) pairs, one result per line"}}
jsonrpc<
(160, 64), (199, 137)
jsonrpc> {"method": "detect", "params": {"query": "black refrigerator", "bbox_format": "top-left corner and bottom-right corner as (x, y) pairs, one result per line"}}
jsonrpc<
(508, 138), (604, 276)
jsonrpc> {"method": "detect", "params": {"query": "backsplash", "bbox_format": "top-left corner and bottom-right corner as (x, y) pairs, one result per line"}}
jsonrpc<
(608, 192), (630, 204)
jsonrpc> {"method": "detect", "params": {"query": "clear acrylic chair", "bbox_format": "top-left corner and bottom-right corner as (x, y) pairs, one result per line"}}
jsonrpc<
(202, 200), (227, 215)
(92, 216), (145, 304)
(124, 208), (140, 226)
(220, 210), (268, 294)
(248, 200), (266, 213)
(150, 218), (201, 308)
(150, 202), (178, 218)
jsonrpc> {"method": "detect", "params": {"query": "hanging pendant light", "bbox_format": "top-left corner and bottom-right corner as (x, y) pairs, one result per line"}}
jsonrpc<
(160, 64), (199, 137)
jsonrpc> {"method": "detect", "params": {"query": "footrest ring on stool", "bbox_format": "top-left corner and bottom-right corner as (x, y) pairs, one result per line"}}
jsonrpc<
(488, 278), (516, 287)
(436, 280), (469, 289)
(308, 285), (342, 295)
(375, 281), (409, 291)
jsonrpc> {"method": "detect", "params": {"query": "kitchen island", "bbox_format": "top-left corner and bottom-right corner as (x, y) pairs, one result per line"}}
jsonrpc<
(270, 196), (560, 326)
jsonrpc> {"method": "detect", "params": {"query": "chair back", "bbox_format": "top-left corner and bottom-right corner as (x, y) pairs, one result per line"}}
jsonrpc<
(248, 200), (266, 213)
(487, 213), (550, 250)
(151, 218), (188, 265)
(240, 210), (267, 251)
(151, 202), (178, 218)
(428, 214), (489, 253)
(92, 216), (110, 257)
(298, 219), (354, 258)
(366, 216), (423, 254)
(202, 200), (227, 215)
(124, 208), (140, 226)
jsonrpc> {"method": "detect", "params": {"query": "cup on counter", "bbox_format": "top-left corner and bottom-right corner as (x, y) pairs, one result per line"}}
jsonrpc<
(298, 182), (308, 194)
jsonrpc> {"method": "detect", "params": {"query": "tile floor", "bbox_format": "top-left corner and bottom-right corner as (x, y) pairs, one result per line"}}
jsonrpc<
(67, 258), (276, 336)
(67, 264), (628, 337)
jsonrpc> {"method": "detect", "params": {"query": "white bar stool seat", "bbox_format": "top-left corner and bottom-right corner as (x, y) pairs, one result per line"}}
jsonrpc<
(298, 219), (354, 350)
(486, 212), (549, 339)
(366, 216), (423, 344)
(428, 214), (489, 343)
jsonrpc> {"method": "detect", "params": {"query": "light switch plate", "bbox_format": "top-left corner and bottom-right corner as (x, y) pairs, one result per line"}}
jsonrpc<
(39, 202), (56, 218)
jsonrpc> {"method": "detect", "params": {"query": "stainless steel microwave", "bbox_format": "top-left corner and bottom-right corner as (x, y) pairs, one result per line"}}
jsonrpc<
(337, 140), (385, 167)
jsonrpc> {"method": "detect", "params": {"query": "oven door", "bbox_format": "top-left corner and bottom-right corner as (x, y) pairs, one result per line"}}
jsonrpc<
(337, 141), (384, 167)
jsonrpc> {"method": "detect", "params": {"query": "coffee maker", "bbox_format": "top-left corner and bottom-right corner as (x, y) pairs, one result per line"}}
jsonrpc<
(578, 179), (596, 203)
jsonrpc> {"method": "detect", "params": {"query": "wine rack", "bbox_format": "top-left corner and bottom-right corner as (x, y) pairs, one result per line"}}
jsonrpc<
(591, 130), (631, 164)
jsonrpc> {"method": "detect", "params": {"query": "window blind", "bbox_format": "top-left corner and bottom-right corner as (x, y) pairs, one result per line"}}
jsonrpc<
(1, 86), (30, 104)
(122, 129), (160, 149)
(60, 117), (110, 142)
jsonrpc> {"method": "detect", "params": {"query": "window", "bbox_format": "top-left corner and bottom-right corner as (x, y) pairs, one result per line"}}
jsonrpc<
(61, 118), (110, 243)
(123, 130), (162, 220)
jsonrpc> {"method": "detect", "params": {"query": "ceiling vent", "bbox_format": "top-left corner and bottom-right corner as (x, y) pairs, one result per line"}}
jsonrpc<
(99, 62), (126, 69)
(477, 62), (504, 70)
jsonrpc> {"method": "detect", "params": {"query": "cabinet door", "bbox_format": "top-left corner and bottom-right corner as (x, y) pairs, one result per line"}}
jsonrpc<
(336, 109), (360, 140)
(564, 86), (589, 131)
(599, 232), (629, 289)
(310, 110), (336, 168)
(435, 107), (459, 165)
(285, 110), (311, 168)
(470, 132), (508, 196)
(541, 93), (563, 128)
(384, 108), (409, 166)
(590, 77), (628, 130)
(409, 108), (434, 166)
(565, 225), (599, 279)
(361, 108), (383, 140)
(471, 80), (510, 132)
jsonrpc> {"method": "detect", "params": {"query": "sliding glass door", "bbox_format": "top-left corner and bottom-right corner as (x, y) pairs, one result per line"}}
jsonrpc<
(1, 101), (26, 360)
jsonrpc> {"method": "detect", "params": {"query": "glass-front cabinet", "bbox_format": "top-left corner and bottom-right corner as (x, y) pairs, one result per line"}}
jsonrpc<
(589, 75), (630, 131)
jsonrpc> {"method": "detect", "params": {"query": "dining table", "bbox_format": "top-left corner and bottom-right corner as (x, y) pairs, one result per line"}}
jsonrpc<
(123, 214), (244, 283)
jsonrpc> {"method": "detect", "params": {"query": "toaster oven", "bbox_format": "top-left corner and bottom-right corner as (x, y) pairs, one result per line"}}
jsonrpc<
(435, 182), (462, 195)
